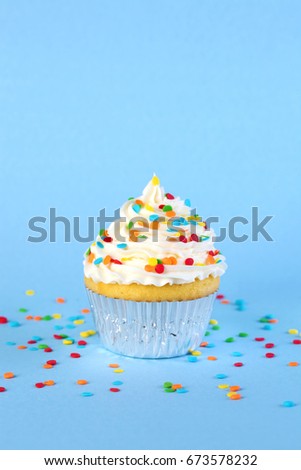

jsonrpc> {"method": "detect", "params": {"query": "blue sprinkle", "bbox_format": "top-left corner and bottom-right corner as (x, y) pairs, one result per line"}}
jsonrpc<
(265, 314), (274, 319)
(215, 374), (228, 379)
(54, 325), (64, 331)
(117, 243), (127, 249)
(190, 220), (197, 225)
(263, 325), (273, 330)
(149, 214), (159, 221)
(188, 356), (198, 362)
(68, 315), (84, 321)
(232, 351), (243, 357)
(176, 388), (188, 393)
(185, 198), (191, 207)
(112, 381), (123, 386)
(282, 400), (296, 408)
(9, 321), (20, 327)
(65, 324), (76, 329)
(206, 343), (216, 348)
(132, 204), (141, 214)
(32, 336), (42, 341)
(94, 257), (103, 265)
(6, 341), (16, 346)
(96, 241), (104, 249)
(29, 347), (38, 351)
(201, 236), (210, 241)
(81, 392), (94, 397)
(77, 345), (86, 349)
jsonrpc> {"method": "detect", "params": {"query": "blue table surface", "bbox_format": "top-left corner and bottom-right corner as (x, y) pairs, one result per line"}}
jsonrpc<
(0, 0), (301, 450)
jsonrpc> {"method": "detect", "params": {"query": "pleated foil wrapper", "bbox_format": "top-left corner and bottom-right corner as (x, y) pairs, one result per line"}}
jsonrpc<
(86, 288), (215, 358)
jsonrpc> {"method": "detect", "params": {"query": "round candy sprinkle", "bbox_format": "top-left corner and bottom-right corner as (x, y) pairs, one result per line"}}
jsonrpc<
(35, 382), (45, 388)
(81, 392), (93, 397)
(77, 379), (88, 385)
(185, 258), (194, 266)
(265, 343), (275, 349)
(70, 353), (81, 358)
(234, 362), (243, 367)
(110, 388), (120, 392)
(282, 401), (296, 408)
(190, 233), (199, 242)
(0, 387), (7, 392)
(288, 362), (299, 367)
(0, 316), (8, 324)
(26, 290), (35, 296)
(3, 372), (14, 379)
(155, 264), (164, 274)
(215, 374), (227, 379)
(265, 352), (275, 358)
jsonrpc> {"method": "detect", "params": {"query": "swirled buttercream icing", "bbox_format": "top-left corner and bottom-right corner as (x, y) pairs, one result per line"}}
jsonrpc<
(84, 175), (227, 286)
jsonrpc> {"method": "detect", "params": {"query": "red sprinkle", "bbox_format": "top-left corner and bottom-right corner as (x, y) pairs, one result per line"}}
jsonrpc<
(266, 353), (275, 358)
(110, 388), (120, 393)
(293, 339), (301, 345)
(159, 204), (165, 209)
(185, 258), (194, 265)
(166, 193), (175, 200)
(103, 237), (113, 243)
(265, 343), (275, 349)
(179, 235), (187, 243)
(35, 382), (45, 388)
(190, 233), (199, 242)
(70, 353), (81, 358)
(0, 316), (8, 324)
(46, 360), (57, 366)
(78, 340), (87, 346)
(27, 340), (37, 344)
(44, 348), (53, 353)
(0, 387), (6, 392)
(255, 337), (265, 342)
(111, 259), (122, 265)
(208, 250), (219, 256)
(155, 264), (165, 274)
(53, 334), (64, 340)
(216, 294), (224, 299)
(234, 362), (243, 367)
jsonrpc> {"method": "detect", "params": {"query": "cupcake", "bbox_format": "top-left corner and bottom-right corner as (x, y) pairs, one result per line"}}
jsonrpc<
(84, 175), (227, 358)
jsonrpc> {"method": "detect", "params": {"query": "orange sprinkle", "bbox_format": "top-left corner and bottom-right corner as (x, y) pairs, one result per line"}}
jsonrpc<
(171, 384), (182, 390)
(288, 361), (299, 367)
(104, 255), (111, 265)
(150, 221), (160, 230)
(229, 385), (241, 392)
(88, 252), (95, 263)
(230, 393), (242, 400)
(81, 308), (90, 314)
(17, 345), (27, 350)
(34, 316), (42, 321)
(44, 380), (55, 386)
(43, 364), (53, 369)
(145, 264), (155, 272)
(268, 319), (278, 324)
(205, 254), (215, 265)
(77, 379), (88, 385)
(26, 315), (33, 320)
(200, 341), (208, 347)
(162, 257), (172, 265)
(166, 210), (176, 218)
(169, 256), (177, 265)
(221, 299), (230, 304)
(3, 372), (14, 379)
(135, 199), (144, 206)
(56, 297), (65, 304)
(207, 356), (217, 361)
(108, 363), (119, 368)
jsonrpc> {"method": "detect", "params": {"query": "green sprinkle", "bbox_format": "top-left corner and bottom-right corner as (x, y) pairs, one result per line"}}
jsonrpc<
(42, 315), (53, 321)
(164, 388), (176, 393)
(205, 331), (210, 336)
(225, 337), (235, 343)
(212, 325), (220, 331)
(238, 332), (248, 338)
(157, 259), (163, 264)
(59, 334), (69, 339)
(163, 382), (173, 389)
(99, 229), (105, 237)
(19, 308), (28, 313)
(163, 205), (172, 212)
(85, 248), (91, 256)
(137, 235), (147, 239)
(38, 344), (49, 349)
(128, 197), (134, 200)
(127, 221), (134, 230)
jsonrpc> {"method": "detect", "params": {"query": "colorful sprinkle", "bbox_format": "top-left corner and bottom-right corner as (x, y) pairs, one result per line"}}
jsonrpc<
(3, 372), (14, 379)
(282, 400), (296, 408)
(110, 387), (120, 392)
(70, 353), (81, 358)
(26, 290), (35, 296)
(81, 392), (93, 397)
(234, 362), (244, 367)
(77, 379), (88, 385)
(215, 374), (228, 379)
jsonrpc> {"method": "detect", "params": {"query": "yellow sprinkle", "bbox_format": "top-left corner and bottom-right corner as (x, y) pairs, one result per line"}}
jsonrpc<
(80, 331), (89, 338)
(92, 242), (96, 246)
(227, 391), (238, 398)
(25, 290), (35, 296)
(87, 330), (96, 336)
(194, 263), (205, 266)
(121, 257), (131, 262)
(288, 329), (299, 335)
(218, 384), (229, 389)
(209, 319), (218, 325)
(198, 222), (206, 226)
(191, 350), (201, 356)
(63, 339), (73, 345)
(74, 319), (85, 325)
(52, 313), (62, 319)
(113, 369), (124, 373)
(152, 175), (160, 185)
(145, 204), (154, 211)
(148, 257), (157, 266)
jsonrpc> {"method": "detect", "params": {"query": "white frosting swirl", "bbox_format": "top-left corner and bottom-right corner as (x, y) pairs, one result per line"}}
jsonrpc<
(84, 175), (227, 286)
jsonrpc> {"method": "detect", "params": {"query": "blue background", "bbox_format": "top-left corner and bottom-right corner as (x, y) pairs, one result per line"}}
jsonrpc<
(0, 0), (301, 450)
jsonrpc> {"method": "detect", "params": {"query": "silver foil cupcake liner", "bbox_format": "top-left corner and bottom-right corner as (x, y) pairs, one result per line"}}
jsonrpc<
(86, 288), (215, 358)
